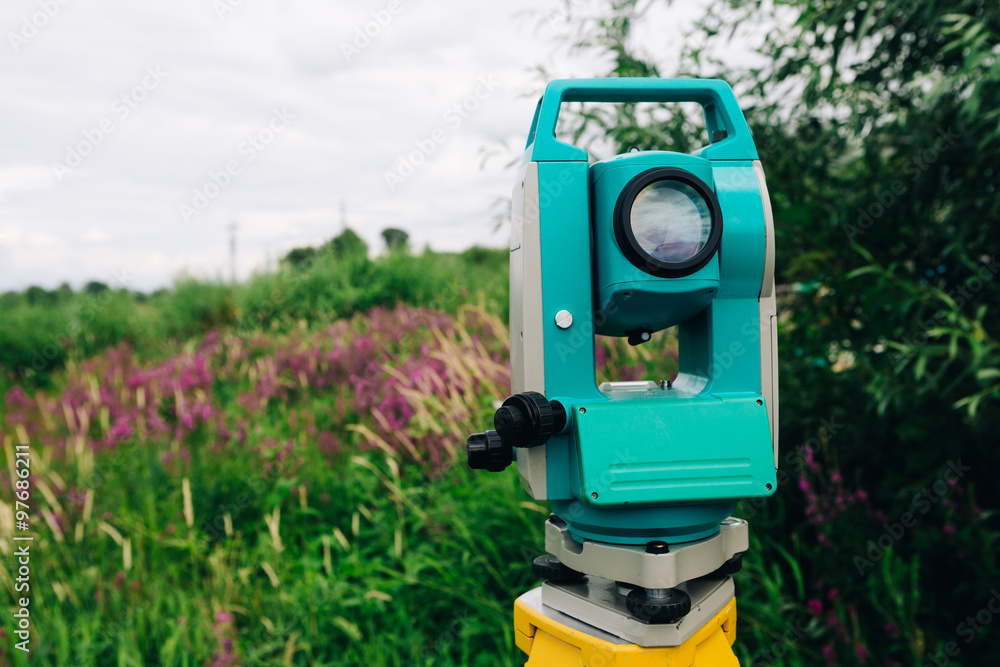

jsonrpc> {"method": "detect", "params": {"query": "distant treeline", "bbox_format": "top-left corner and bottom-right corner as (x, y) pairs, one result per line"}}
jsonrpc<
(0, 228), (508, 391)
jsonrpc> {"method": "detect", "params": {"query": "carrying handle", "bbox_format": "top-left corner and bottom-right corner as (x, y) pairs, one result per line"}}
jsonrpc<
(525, 78), (758, 162)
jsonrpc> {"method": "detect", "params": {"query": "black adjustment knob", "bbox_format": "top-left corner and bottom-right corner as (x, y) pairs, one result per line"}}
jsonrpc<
(532, 555), (585, 582)
(466, 430), (512, 472)
(626, 588), (692, 624)
(708, 552), (744, 577)
(493, 391), (567, 449)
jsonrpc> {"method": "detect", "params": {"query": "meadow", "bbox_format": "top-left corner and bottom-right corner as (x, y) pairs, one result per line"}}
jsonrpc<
(3, 0), (999, 664)
(1, 233), (997, 666)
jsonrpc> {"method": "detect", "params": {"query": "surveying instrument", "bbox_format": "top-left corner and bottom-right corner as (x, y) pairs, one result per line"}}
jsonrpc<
(467, 78), (778, 665)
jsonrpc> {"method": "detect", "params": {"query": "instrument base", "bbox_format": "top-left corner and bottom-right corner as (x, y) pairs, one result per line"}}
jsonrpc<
(514, 586), (739, 666)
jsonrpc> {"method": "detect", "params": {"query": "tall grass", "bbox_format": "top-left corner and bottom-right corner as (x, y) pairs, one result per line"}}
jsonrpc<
(0, 304), (535, 666)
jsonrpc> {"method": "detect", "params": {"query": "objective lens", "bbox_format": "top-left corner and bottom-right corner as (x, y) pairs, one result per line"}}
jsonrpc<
(629, 181), (712, 264)
(613, 168), (722, 278)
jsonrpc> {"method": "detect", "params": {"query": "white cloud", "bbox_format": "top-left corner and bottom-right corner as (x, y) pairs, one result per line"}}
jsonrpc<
(81, 228), (111, 243)
(26, 232), (59, 246)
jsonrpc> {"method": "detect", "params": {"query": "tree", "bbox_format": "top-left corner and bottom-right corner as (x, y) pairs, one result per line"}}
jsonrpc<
(381, 227), (409, 252)
(24, 285), (55, 305)
(83, 281), (109, 295)
(324, 228), (368, 259)
(280, 246), (318, 269)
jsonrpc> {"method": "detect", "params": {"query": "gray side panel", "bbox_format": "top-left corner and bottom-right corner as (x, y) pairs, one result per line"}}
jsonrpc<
(510, 162), (547, 499)
(753, 160), (779, 465)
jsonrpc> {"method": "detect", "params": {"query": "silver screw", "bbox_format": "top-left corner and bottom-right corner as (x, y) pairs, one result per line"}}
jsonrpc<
(554, 310), (574, 329)
(645, 588), (671, 599)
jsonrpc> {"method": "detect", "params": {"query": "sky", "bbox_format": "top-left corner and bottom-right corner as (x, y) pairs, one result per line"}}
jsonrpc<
(0, 0), (715, 292)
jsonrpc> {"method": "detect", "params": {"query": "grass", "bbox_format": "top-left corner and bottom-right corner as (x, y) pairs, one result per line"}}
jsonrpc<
(0, 304), (540, 666)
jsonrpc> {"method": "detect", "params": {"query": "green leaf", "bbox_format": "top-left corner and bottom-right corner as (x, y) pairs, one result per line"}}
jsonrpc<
(976, 368), (1000, 382)
(845, 265), (881, 279)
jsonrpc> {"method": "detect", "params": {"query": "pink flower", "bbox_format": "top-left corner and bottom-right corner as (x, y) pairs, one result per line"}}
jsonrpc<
(808, 599), (823, 615)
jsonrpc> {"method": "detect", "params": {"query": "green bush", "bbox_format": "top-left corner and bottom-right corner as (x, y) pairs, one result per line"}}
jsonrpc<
(154, 279), (240, 340)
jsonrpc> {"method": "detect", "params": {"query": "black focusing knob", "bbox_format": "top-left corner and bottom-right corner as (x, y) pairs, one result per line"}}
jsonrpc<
(493, 391), (567, 449)
(466, 430), (512, 472)
(493, 405), (526, 441)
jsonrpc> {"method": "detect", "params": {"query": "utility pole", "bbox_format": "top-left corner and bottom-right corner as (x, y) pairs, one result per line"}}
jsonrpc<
(228, 220), (237, 284)
(340, 200), (347, 231)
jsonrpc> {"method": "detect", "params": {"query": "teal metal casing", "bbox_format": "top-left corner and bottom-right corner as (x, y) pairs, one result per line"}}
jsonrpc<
(520, 78), (776, 545)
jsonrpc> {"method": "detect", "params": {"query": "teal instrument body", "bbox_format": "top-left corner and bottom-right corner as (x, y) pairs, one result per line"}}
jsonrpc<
(504, 78), (779, 546)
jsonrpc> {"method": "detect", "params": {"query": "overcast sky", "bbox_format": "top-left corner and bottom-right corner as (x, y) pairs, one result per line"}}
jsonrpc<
(0, 0), (714, 292)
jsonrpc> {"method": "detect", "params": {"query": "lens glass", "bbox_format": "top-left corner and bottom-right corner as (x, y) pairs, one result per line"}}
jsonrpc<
(628, 180), (713, 264)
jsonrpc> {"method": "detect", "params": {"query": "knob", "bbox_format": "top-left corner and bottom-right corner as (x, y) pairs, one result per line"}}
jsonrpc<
(493, 405), (526, 440)
(532, 555), (584, 582)
(493, 391), (567, 449)
(466, 430), (512, 472)
(626, 588), (691, 624)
